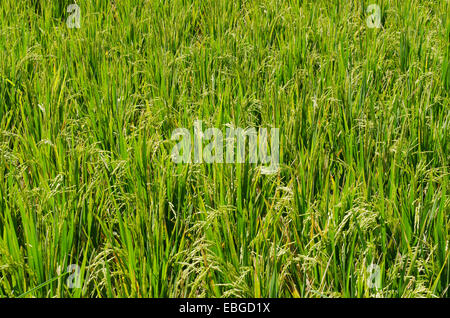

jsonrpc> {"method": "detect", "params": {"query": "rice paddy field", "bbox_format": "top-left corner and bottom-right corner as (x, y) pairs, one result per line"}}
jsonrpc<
(0, 0), (449, 298)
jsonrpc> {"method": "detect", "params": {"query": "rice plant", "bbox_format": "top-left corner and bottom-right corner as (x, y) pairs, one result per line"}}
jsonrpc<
(0, 0), (448, 298)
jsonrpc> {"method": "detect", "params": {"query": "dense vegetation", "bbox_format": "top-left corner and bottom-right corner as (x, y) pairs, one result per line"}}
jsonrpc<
(0, 0), (448, 297)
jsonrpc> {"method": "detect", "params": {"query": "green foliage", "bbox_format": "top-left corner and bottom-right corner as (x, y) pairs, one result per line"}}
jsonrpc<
(0, 0), (448, 297)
